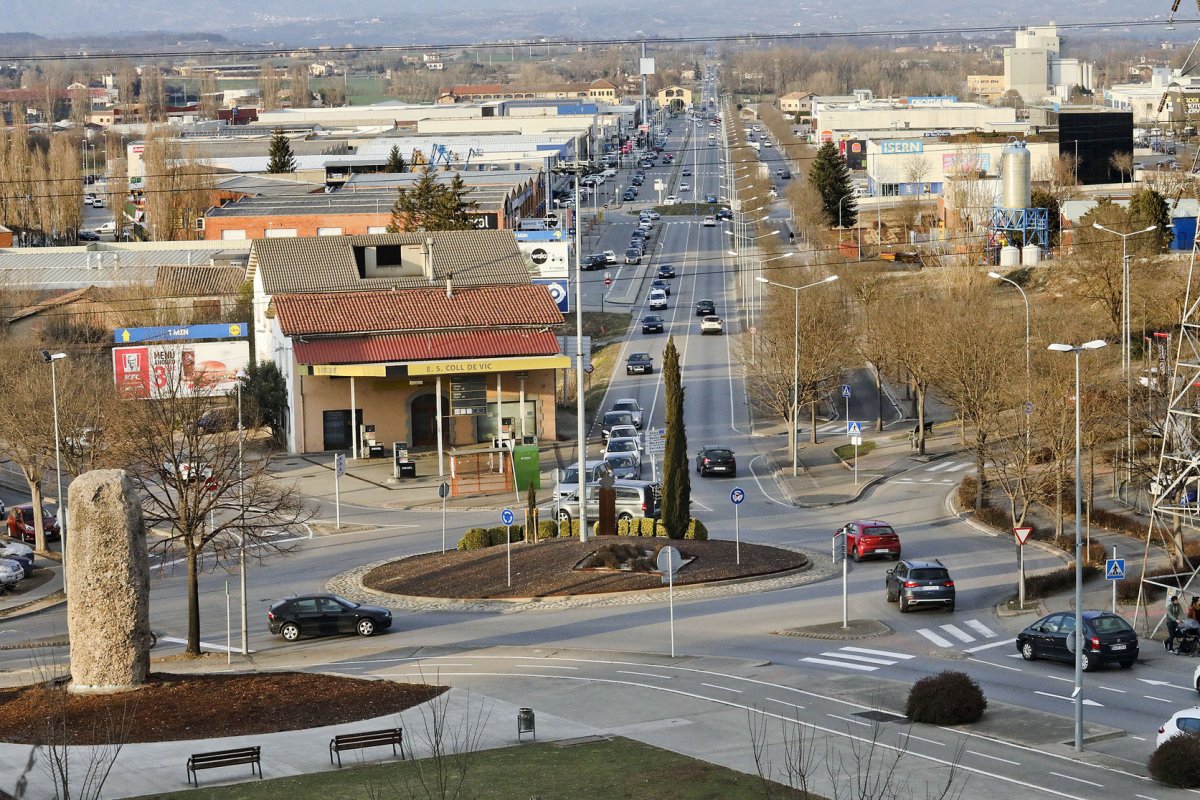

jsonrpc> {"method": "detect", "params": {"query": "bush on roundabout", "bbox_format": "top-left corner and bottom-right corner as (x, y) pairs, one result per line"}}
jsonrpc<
(1149, 733), (1200, 787)
(458, 517), (708, 549)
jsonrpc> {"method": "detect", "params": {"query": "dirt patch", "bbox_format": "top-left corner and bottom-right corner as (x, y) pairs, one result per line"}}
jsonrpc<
(0, 672), (446, 745)
(362, 538), (808, 599)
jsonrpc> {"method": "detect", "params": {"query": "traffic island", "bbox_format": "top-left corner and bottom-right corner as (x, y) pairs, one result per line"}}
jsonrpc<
(774, 619), (892, 640)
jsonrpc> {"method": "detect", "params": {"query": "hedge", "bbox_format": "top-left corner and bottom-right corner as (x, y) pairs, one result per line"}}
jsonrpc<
(460, 516), (708, 549)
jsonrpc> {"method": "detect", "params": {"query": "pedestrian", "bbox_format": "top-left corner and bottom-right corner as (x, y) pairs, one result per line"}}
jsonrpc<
(1167, 593), (1185, 653)
(6, 507), (23, 541)
(1189, 596), (1200, 621)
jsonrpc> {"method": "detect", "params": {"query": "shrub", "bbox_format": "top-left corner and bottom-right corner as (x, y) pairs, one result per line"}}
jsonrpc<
(1025, 562), (1101, 599)
(536, 520), (559, 541)
(557, 519), (578, 538)
(457, 527), (491, 551)
(640, 518), (656, 537)
(905, 671), (987, 725)
(685, 518), (709, 541)
(1149, 733), (1200, 787)
(616, 518), (636, 537)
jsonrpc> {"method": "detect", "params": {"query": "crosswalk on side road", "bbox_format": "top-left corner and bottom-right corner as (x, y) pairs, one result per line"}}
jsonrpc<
(892, 460), (973, 485)
(800, 646), (916, 673)
(915, 618), (1002, 649)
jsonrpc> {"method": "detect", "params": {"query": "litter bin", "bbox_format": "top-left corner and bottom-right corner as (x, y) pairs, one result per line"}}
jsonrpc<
(397, 461), (417, 479)
(517, 707), (536, 741)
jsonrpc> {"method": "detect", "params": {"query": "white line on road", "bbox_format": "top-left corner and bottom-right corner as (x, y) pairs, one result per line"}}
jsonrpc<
(818, 651), (897, 666)
(747, 454), (792, 507)
(900, 732), (946, 747)
(1043, 674), (1075, 684)
(963, 619), (996, 638)
(967, 749), (1020, 765)
(963, 637), (1015, 653)
(1049, 772), (1103, 788)
(156, 636), (251, 654)
(800, 657), (877, 672)
(764, 697), (805, 711)
(1096, 685), (1127, 693)
(939, 624), (975, 643)
(842, 646), (915, 659)
(616, 670), (672, 680)
(515, 664), (579, 670)
(1143, 695), (1173, 703)
(827, 713), (872, 727)
(917, 629), (955, 648)
(966, 656), (1023, 672)
(1034, 690), (1102, 707)
(700, 682), (742, 694)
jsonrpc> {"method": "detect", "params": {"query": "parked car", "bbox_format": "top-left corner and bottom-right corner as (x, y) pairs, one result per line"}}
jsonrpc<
(604, 454), (642, 480)
(626, 352), (654, 375)
(8, 503), (59, 543)
(656, 264), (676, 279)
(1158, 708), (1200, 746)
(696, 299), (716, 316)
(0, 559), (23, 589)
(885, 559), (955, 612)
(642, 314), (665, 333)
(609, 398), (644, 428)
(838, 519), (901, 561)
(161, 460), (214, 483)
(695, 446), (736, 477)
(700, 315), (724, 335)
(650, 279), (671, 297)
(77, 230), (100, 241)
(268, 594), (393, 641)
(601, 410), (636, 438)
(649, 289), (668, 310)
(1015, 610), (1139, 671)
(583, 254), (607, 271)
(187, 408), (237, 434)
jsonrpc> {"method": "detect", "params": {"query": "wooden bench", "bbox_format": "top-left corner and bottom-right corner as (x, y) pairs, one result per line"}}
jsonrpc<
(186, 746), (261, 786)
(330, 727), (405, 768)
(912, 420), (935, 436)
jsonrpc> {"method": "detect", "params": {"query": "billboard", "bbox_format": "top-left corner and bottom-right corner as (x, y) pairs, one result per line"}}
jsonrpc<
(842, 140), (866, 170)
(943, 153), (992, 175)
(518, 239), (570, 279)
(113, 340), (251, 400)
(879, 140), (924, 155)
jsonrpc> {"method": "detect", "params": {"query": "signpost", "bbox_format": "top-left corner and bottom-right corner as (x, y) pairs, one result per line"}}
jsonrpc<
(439, 481), (451, 554)
(645, 427), (666, 481)
(1014, 526), (1033, 608)
(1106, 548), (1125, 613)
(848, 421), (862, 485)
(842, 384), (851, 430)
(730, 487), (745, 565)
(334, 453), (346, 529)
(502, 507), (515, 587)
(832, 529), (848, 628)
(657, 545), (682, 658)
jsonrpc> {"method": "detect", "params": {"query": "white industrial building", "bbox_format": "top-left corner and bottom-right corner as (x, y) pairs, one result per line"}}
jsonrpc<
(812, 97), (1018, 141)
(864, 137), (1058, 197)
(1004, 24), (1094, 102)
(1105, 66), (1200, 128)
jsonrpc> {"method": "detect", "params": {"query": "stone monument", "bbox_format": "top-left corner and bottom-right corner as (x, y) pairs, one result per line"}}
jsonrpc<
(66, 469), (151, 694)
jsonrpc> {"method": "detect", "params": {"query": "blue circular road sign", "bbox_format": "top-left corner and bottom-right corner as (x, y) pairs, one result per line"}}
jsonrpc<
(501, 508), (515, 526)
(730, 488), (745, 505)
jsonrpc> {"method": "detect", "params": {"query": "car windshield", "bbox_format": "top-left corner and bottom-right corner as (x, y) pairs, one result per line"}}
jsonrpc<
(909, 568), (949, 581)
(607, 456), (636, 468)
(1090, 615), (1133, 634)
(629, 354), (650, 362)
(613, 402), (638, 412)
(609, 440), (636, 452)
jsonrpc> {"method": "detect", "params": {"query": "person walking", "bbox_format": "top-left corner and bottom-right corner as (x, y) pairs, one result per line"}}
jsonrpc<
(1167, 593), (1185, 653)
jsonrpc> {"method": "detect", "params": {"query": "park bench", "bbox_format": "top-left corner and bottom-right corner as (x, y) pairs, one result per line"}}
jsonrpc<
(186, 746), (261, 786)
(330, 727), (405, 768)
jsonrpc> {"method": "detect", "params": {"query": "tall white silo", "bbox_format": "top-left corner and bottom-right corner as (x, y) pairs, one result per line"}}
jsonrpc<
(1001, 139), (1032, 210)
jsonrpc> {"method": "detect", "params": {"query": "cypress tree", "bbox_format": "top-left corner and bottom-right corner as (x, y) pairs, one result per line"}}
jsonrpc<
(384, 144), (407, 173)
(266, 127), (296, 174)
(660, 336), (690, 539)
(808, 141), (856, 228)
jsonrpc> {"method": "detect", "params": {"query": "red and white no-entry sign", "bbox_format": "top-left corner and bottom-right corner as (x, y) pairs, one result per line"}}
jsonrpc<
(1014, 526), (1033, 545)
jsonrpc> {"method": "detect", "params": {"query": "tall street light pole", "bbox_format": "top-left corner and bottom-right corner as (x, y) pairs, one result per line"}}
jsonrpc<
(1091, 223), (1157, 490)
(236, 372), (247, 655)
(553, 160), (599, 543)
(988, 270), (1031, 397)
(756, 275), (839, 476)
(1048, 338), (1107, 753)
(41, 350), (67, 591)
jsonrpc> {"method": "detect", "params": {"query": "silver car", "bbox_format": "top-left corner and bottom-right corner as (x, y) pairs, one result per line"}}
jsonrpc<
(609, 399), (644, 428)
(0, 558), (24, 588)
(605, 454), (642, 480)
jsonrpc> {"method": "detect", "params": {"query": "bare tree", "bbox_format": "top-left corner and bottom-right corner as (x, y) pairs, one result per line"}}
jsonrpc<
(120, 370), (315, 656)
(289, 61), (311, 109)
(1109, 151), (1134, 185)
(259, 62), (281, 111)
(142, 130), (213, 241)
(198, 71), (219, 121)
(879, 289), (940, 455)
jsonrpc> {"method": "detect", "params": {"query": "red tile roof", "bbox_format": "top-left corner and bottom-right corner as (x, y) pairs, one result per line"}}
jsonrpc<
(274, 284), (563, 336)
(293, 329), (561, 364)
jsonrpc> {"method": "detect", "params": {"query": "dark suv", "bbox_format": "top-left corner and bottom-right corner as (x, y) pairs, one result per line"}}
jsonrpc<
(885, 559), (954, 612)
(696, 299), (716, 316)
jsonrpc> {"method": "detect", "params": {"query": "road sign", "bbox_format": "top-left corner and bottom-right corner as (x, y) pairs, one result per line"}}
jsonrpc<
(533, 278), (569, 313)
(847, 421), (862, 435)
(335, 453), (346, 477)
(544, 213), (559, 228)
(656, 545), (682, 577)
(851, 435), (861, 446)
(645, 427), (666, 456)
(438, 481), (450, 499)
(604, 277), (612, 287)
(841, 384), (852, 398)
(730, 487), (745, 505)
(749, 326), (757, 334)
(1023, 400), (1034, 415)
(501, 508), (515, 526)
(1106, 558), (1126, 581)
(114, 322), (248, 344)
(1014, 526), (1032, 545)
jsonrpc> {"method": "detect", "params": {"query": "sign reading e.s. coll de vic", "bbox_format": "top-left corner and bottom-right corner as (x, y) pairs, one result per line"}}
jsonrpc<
(408, 355), (571, 376)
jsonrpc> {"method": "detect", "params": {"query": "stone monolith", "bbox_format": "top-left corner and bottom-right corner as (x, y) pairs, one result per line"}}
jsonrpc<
(66, 469), (150, 693)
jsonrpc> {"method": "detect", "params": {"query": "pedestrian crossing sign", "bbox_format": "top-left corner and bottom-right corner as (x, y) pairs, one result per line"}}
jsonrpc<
(847, 421), (862, 435)
(1105, 558), (1125, 581)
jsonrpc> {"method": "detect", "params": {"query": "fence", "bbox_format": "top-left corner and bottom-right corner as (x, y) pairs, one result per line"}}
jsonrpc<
(450, 450), (513, 497)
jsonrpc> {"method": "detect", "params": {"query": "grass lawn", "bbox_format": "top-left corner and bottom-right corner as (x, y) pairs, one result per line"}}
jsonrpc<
(834, 441), (876, 461)
(131, 737), (810, 799)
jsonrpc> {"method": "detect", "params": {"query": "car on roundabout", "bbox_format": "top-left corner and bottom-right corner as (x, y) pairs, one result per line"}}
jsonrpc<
(1015, 610), (1138, 671)
(268, 594), (393, 641)
(836, 519), (901, 561)
(885, 559), (955, 612)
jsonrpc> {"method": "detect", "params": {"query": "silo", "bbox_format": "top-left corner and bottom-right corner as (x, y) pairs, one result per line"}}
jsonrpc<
(1000, 245), (1021, 267)
(1001, 139), (1032, 210)
(1022, 243), (1041, 265)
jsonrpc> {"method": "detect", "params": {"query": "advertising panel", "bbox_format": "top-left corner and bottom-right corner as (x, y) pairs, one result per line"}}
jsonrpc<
(518, 239), (570, 278)
(879, 140), (924, 155)
(907, 96), (958, 106)
(842, 140), (866, 170)
(1185, 95), (1200, 117)
(113, 340), (251, 400)
(942, 153), (992, 174)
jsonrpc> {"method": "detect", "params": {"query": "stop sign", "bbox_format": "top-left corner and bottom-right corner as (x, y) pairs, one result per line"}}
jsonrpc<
(604, 277), (612, 286)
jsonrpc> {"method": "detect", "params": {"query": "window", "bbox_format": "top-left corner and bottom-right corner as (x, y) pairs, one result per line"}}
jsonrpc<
(292, 598), (319, 614)
(265, 228), (297, 238)
(910, 569), (949, 581)
(367, 226), (388, 234)
(221, 229), (247, 240)
(316, 227), (343, 236)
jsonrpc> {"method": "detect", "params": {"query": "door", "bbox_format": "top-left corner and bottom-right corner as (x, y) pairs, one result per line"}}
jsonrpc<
(322, 409), (363, 452)
(318, 597), (350, 634)
(289, 598), (323, 635)
(411, 394), (451, 448)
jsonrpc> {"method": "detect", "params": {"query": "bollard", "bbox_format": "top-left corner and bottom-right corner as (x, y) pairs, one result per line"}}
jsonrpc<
(517, 707), (536, 741)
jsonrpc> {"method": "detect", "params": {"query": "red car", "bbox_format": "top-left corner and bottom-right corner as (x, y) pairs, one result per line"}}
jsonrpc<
(838, 519), (901, 562)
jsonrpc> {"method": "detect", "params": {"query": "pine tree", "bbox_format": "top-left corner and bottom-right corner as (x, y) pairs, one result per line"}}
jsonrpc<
(266, 127), (296, 174)
(384, 144), (407, 173)
(808, 141), (856, 228)
(1128, 187), (1173, 253)
(387, 168), (478, 232)
(660, 336), (690, 539)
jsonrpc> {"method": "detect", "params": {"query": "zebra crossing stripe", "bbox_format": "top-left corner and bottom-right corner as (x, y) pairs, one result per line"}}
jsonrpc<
(916, 628), (955, 648)
(926, 461), (957, 472)
(939, 624), (975, 643)
(801, 657), (878, 672)
(947, 462), (973, 472)
(964, 619), (997, 638)
(841, 646), (915, 659)
(818, 651), (896, 666)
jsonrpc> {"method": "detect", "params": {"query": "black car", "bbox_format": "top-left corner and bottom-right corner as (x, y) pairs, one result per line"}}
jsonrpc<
(715, 208), (733, 221)
(885, 559), (955, 612)
(622, 190), (637, 201)
(77, 230), (100, 241)
(583, 254), (606, 271)
(651, 279), (671, 296)
(657, 264), (676, 279)
(642, 315), (664, 333)
(696, 299), (716, 316)
(626, 352), (654, 374)
(682, 168), (692, 177)
(631, 176), (644, 186)
(268, 594), (392, 641)
(187, 407), (238, 434)
(695, 446), (736, 477)
(1016, 610), (1139, 671)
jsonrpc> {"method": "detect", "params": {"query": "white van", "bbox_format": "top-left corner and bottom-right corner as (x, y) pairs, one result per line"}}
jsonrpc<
(648, 289), (668, 310)
(601, 168), (617, 178)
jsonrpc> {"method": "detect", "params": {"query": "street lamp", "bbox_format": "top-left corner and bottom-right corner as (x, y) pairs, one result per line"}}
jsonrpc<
(1047, 338), (1107, 753)
(756, 275), (840, 477)
(552, 160), (600, 543)
(236, 370), (247, 655)
(1091, 222), (1157, 490)
(987, 271), (1031, 388)
(838, 193), (855, 231)
(41, 350), (66, 589)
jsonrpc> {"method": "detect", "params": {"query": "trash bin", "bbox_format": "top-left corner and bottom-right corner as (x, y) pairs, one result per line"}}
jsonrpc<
(517, 707), (536, 741)
(397, 461), (417, 479)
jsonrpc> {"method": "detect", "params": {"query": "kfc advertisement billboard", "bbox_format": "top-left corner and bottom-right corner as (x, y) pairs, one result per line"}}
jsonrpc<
(113, 341), (251, 400)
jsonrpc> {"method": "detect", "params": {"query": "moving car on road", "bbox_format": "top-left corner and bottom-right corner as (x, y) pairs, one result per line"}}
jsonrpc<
(650, 279), (671, 296)
(609, 398), (644, 428)
(642, 314), (665, 334)
(656, 264), (676, 279)
(648, 289), (668, 310)
(604, 454), (642, 480)
(625, 248), (642, 265)
(702, 215), (716, 227)
(837, 519), (901, 561)
(700, 315), (723, 335)
(696, 299), (716, 316)
(1016, 610), (1139, 671)
(268, 594), (392, 641)
(626, 352), (654, 375)
(695, 446), (736, 477)
(885, 559), (955, 612)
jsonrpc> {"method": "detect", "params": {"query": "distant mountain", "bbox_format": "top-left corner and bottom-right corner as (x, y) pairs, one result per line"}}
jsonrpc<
(0, 0), (1182, 46)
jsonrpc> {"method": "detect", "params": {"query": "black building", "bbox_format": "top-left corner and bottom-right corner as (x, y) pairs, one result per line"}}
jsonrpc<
(1056, 109), (1133, 185)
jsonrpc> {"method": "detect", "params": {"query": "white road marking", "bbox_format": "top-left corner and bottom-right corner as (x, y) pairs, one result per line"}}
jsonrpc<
(939, 624), (975, 643)
(617, 670), (671, 679)
(1034, 690), (1102, 707)
(1143, 695), (1173, 703)
(967, 749), (1020, 765)
(700, 682), (742, 694)
(818, 651), (896, 666)
(1049, 771), (1103, 788)
(967, 656), (1023, 672)
(900, 732), (945, 746)
(156, 636), (252, 654)
(963, 638), (1015, 653)
(1096, 685), (1126, 693)
(827, 713), (872, 727)
(764, 697), (805, 711)
(842, 646), (915, 659)
(964, 619), (997, 638)
(800, 657), (878, 672)
(917, 628), (955, 648)
(515, 664), (579, 670)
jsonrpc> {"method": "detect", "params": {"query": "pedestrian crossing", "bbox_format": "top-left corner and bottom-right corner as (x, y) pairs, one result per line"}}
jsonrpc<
(801, 646), (916, 672)
(893, 460), (973, 485)
(915, 618), (998, 649)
